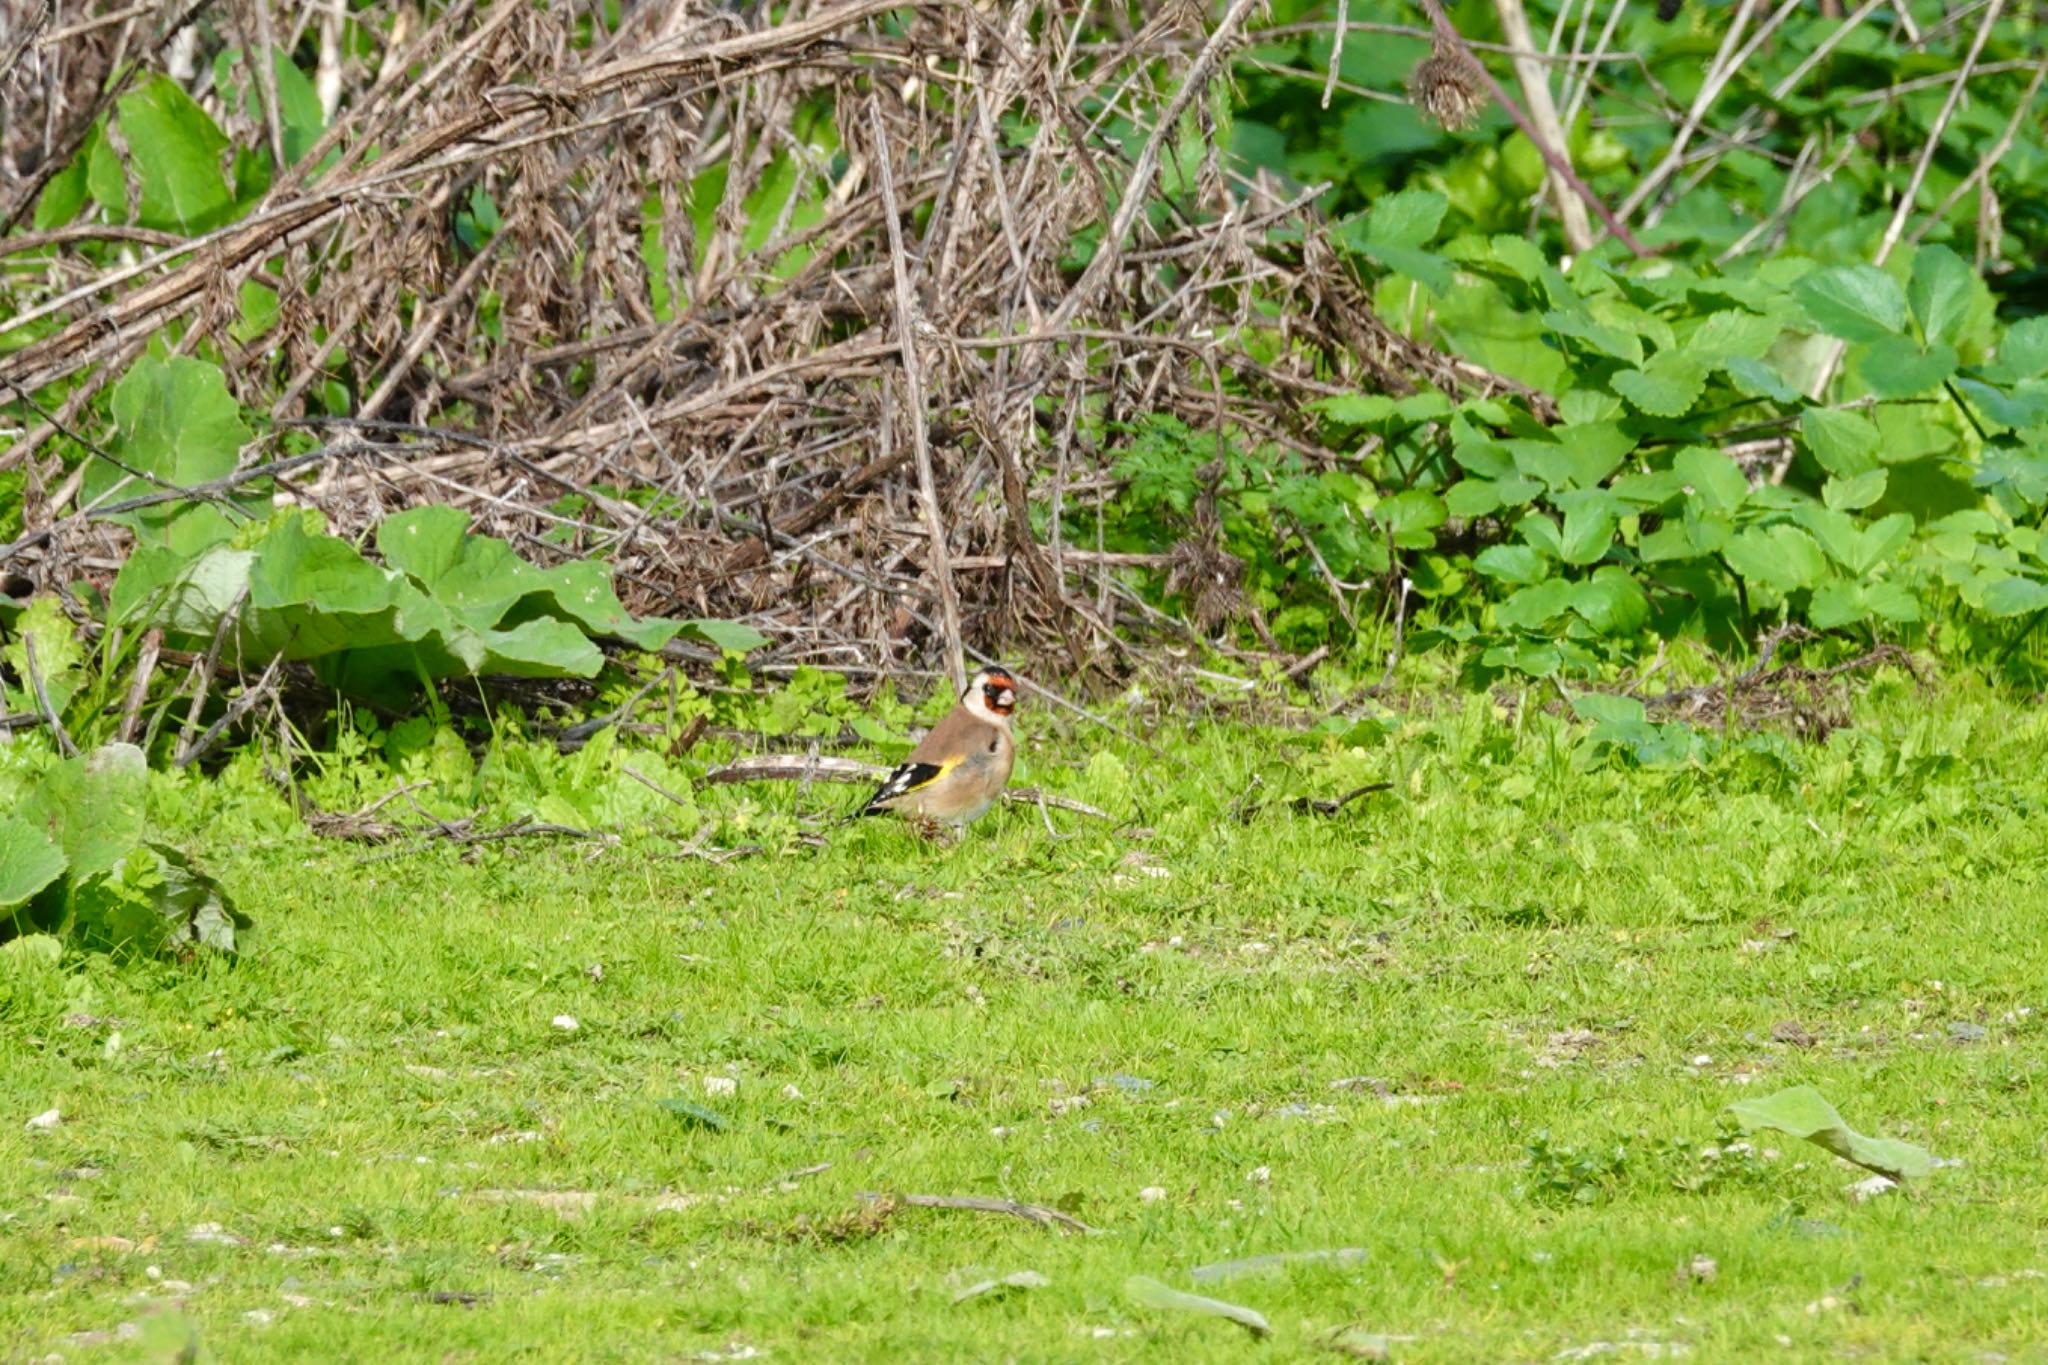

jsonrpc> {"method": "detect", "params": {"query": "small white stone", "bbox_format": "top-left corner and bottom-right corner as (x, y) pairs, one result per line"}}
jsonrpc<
(1847, 1174), (1897, 1202)
(24, 1108), (60, 1132)
(244, 1309), (274, 1327)
(551, 1015), (580, 1032)
(1246, 1165), (1271, 1183)
(780, 1083), (802, 1100)
(704, 1075), (738, 1097)
(1691, 1055), (1713, 1067)
(1139, 1186), (1167, 1203)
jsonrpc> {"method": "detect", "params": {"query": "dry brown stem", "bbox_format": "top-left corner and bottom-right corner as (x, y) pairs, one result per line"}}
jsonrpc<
(2, 0), (1545, 687)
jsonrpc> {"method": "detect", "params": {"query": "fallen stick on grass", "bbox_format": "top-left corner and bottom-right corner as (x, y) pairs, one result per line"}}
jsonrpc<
(860, 1191), (1097, 1234)
(702, 754), (1112, 820)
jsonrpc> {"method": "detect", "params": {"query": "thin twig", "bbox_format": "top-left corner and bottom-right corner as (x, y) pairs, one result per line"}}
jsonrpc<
(174, 652), (287, 769)
(1492, 0), (1592, 250)
(869, 94), (967, 697)
(20, 634), (78, 758)
(861, 1191), (1097, 1234)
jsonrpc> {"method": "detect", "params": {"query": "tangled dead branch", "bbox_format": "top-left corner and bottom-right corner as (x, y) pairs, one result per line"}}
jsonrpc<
(1, 0), (1538, 686)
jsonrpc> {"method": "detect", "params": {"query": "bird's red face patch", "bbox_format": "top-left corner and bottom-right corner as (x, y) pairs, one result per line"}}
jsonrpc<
(981, 672), (1018, 716)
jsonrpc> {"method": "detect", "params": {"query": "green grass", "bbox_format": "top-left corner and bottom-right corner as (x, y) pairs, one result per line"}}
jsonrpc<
(5, 672), (2048, 1362)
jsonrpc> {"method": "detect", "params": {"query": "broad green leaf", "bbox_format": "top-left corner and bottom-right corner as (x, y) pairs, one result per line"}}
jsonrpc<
(1681, 502), (1733, 555)
(1450, 420), (1515, 478)
(1981, 575), (2048, 617)
(1995, 316), (2048, 380)
(1557, 389), (1622, 425)
(1686, 310), (1781, 364)
(33, 123), (96, 230)
(1355, 190), (1452, 289)
(2, 596), (85, 715)
(1472, 543), (1550, 584)
(1489, 235), (1574, 306)
(1793, 264), (1907, 343)
(1543, 310), (1641, 365)
(460, 617), (606, 677)
(1907, 244), (1975, 348)
(1872, 401), (1961, 465)
(1823, 469), (1888, 511)
(1588, 295), (1675, 353)
(1856, 336), (1957, 399)
(1311, 394), (1398, 427)
(538, 560), (683, 650)
(1611, 350), (1709, 418)
(1496, 578), (1571, 628)
(1800, 406), (1880, 477)
(1953, 377), (2048, 432)
(1723, 355), (1800, 403)
(1799, 506), (1911, 575)
(269, 51), (327, 165)
(110, 544), (254, 638)
(1360, 242), (1454, 295)
(1509, 423), (1632, 491)
(1446, 478), (1505, 518)
(378, 506), (541, 628)
(1856, 512), (1914, 574)
(1865, 580), (1922, 622)
(250, 516), (403, 617)
(1723, 525), (1826, 593)
(1727, 1085), (1935, 1180)
(1517, 513), (1564, 560)
(1555, 490), (1620, 566)
(86, 124), (126, 219)
(1809, 579), (1866, 628)
(1570, 693), (1647, 729)
(68, 842), (250, 956)
(682, 619), (771, 653)
(1481, 640), (1563, 676)
(17, 745), (146, 885)
(1124, 1276), (1270, 1339)
(1637, 523), (1695, 562)
(116, 76), (235, 231)
(1673, 446), (1747, 514)
(1569, 569), (1649, 636)
(91, 355), (252, 555)
(0, 816), (67, 913)
(1610, 470), (1686, 508)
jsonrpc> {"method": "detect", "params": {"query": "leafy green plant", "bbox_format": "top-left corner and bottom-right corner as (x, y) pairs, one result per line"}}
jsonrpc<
(77, 352), (766, 707)
(0, 743), (247, 956)
(1095, 205), (2048, 685)
(1523, 1130), (1630, 1206)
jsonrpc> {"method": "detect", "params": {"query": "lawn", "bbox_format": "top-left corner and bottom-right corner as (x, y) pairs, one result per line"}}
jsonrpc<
(4, 671), (2047, 1362)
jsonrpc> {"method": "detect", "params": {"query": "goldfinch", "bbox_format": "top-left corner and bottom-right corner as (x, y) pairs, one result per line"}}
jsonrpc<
(858, 667), (1019, 829)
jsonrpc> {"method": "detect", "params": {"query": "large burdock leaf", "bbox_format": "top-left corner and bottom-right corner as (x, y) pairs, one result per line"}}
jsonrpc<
(89, 355), (251, 555)
(682, 619), (771, 653)
(17, 744), (146, 884)
(1124, 1275), (1271, 1339)
(378, 506), (541, 628)
(1727, 1085), (1935, 1180)
(69, 842), (250, 957)
(535, 560), (681, 651)
(0, 818), (67, 915)
(116, 77), (235, 231)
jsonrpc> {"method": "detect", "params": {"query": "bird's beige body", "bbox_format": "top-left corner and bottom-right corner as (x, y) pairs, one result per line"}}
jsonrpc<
(861, 669), (1018, 828)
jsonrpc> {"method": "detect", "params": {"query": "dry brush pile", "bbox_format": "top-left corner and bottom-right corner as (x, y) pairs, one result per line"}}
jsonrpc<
(0, 0), (1527, 694)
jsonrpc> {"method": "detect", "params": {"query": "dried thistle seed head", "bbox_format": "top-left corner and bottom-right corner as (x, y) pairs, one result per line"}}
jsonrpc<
(1410, 39), (1488, 132)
